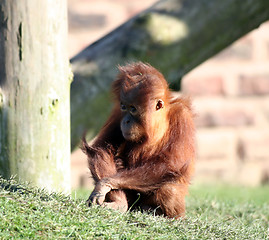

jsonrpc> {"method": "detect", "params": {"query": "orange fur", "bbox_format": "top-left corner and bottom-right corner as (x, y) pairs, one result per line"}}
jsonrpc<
(82, 62), (195, 219)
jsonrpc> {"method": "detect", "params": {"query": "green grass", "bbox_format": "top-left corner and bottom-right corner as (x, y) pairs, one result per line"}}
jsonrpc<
(1, 177), (269, 239)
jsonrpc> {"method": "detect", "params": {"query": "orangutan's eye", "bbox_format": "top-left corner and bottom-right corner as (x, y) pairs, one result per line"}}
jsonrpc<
(130, 106), (137, 115)
(120, 103), (127, 111)
(156, 100), (164, 111)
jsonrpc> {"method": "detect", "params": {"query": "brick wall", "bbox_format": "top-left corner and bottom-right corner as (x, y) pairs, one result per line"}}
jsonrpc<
(69, 0), (269, 188)
(68, 0), (156, 58)
(182, 22), (269, 186)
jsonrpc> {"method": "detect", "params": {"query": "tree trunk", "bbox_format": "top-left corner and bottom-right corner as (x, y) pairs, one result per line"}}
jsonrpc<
(0, 1), (71, 193)
(70, 0), (269, 149)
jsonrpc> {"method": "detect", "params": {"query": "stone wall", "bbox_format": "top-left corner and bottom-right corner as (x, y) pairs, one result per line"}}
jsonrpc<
(68, 0), (269, 188)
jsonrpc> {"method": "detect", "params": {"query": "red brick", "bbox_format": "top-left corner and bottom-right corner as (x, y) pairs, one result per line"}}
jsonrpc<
(71, 148), (92, 188)
(264, 100), (269, 122)
(238, 129), (269, 162)
(195, 129), (238, 183)
(194, 160), (237, 184)
(193, 98), (256, 127)
(182, 76), (224, 96)
(215, 37), (253, 60)
(237, 162), (264, 186)
(196, 129), (237, 161)
(196, 108), (255, 127)
(239, 74), (269, 95)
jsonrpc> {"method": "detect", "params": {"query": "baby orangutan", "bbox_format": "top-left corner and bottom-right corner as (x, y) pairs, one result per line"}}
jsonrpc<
(82, 62), (195, 219)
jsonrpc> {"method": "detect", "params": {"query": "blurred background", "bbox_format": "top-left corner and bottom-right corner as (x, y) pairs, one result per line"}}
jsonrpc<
(68, 0), (269, 189)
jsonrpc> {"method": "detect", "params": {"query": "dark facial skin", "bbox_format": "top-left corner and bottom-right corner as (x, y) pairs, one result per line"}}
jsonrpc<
(119, 88), (165, 142)
(120, 96), (145, 142)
